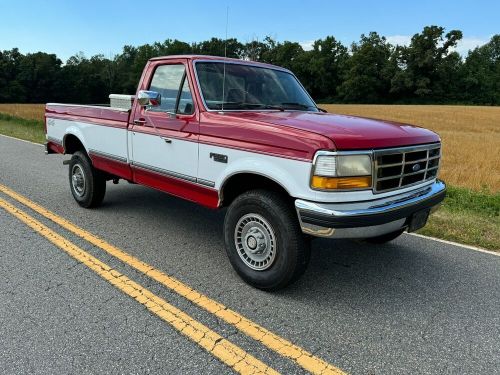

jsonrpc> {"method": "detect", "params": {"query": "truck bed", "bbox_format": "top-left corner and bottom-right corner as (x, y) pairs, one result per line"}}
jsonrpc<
(45, 103), (132, 180)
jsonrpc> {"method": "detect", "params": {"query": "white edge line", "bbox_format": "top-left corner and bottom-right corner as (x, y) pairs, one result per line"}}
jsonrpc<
(0, 133), (44, 146)
(2, 132), (498, 257)
(406, 232), (499, 256)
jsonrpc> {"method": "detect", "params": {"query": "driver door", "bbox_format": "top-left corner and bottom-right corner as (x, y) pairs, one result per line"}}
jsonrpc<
(130, 59), (199, 194)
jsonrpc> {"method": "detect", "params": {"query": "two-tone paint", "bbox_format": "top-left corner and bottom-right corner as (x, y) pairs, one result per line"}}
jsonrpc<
(45, 55), (441, 211)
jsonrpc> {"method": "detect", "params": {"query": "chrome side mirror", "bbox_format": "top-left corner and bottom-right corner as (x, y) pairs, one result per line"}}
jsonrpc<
(137, 90), (161, 107)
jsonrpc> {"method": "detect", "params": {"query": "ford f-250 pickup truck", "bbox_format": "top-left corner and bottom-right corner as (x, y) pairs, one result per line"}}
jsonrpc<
(45, 55), (446, 290)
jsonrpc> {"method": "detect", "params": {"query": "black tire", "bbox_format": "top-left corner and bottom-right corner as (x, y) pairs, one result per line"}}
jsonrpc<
(68, 151), (106, 208)
(364, 228), (405, 244)
(224, 190), (310, 291)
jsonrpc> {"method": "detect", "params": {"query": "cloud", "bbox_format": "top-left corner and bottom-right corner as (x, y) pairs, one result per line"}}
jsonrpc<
(385, 34), (489, 56)
(299, 40), (315, 51)
(300, 35), (490, 56)
(453, 37), (489, 55)
(386, 35), (412, 47)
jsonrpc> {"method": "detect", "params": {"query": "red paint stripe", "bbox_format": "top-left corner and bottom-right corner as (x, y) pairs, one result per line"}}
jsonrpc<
(132, 166), (219, 209)
(47, 114), (128, 129)
(88, 154), (218, 208)
(47, 141), (64, 154)
(46, 104), (129, 120)
(89, 153), (133, 180)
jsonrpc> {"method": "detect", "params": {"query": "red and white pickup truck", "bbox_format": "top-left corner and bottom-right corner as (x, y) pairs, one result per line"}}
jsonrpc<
(45, 55), (446, 290)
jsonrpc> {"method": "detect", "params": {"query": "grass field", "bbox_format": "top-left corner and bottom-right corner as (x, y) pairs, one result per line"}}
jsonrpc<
(0, 103), (45, 120)
(418, 186), (499, 250)
(0, 113), (45, 144)
(0, 103), (498, 250)
(0, 104), (47, 143)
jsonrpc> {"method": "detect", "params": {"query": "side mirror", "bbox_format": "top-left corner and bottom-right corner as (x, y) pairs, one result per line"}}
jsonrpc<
(137, 90), (161, 107)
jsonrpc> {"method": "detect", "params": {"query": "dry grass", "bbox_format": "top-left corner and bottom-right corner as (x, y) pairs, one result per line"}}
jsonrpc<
(321, 105), (500, 192)
(1, 103), (499, 192)
(0, 103), (45, 121)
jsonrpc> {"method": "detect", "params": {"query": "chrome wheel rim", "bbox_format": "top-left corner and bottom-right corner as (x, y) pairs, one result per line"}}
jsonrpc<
(234, 213), (276, 271)
(71, 164), (86, 197)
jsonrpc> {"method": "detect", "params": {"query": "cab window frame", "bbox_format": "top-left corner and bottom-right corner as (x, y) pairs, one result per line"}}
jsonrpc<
(147, 63), (195, 116)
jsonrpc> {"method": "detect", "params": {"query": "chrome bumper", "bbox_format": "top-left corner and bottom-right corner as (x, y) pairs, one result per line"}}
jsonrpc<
(295, 180), (446, 239)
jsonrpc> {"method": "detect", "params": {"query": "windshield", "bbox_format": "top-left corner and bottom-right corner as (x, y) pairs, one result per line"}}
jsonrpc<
(195, 62), (318, 111)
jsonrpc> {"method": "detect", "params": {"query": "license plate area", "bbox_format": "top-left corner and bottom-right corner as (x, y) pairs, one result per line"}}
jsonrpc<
(407, 209), (430, 232)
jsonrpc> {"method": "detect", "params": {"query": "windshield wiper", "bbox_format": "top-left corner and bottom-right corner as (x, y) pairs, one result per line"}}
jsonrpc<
(217, 102), (285, 111)
(279, 102), (316, 110)
(257, 104), (285, 111)
(237, 103), (285, 111)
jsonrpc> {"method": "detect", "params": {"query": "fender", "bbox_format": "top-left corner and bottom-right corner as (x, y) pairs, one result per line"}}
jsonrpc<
(216, 154), (312, 200)
(63, 127), (88, 154)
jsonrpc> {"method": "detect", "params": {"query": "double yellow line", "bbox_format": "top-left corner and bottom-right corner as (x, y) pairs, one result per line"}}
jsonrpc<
(0, 183), (346, 375)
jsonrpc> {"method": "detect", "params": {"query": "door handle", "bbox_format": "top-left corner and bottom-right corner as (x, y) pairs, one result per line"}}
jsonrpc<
(134, 119), (146, 125)
(161, 137), (172, 144)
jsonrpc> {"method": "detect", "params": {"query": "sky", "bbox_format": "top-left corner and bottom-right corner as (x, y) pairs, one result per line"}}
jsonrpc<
(0, 0), (498, 62)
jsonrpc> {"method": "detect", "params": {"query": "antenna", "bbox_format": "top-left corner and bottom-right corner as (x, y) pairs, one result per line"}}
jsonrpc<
(221, 6), (229, 112)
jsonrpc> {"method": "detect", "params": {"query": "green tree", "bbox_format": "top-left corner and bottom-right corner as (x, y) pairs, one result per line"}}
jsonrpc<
(390, 26), (463, 102)
(192, 38), (243, 58)
(16, 52), (62, 103)
(114, 45), (139, 93)
(304, 36), (349, 100)
(0, 48), (25, 102)
(0, 28), (498, 105)
(461, 35), (500, 104)
(338, 32), (396, 103)
(242, 37), (274, 61)
(154, 39), (192, 56)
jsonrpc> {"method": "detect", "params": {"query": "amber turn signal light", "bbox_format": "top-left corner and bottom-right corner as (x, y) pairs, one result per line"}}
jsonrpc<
(311, 176), (372, 190)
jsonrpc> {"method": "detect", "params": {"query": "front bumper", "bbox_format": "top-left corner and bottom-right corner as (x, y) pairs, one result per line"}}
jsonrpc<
(295, 180), (446, 239)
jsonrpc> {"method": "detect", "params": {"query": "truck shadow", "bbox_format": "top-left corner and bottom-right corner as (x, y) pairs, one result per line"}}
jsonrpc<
(101, 184), (479, 307)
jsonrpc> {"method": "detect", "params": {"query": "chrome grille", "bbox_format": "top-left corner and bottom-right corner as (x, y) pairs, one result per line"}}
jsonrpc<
(374, 144), (441, 193)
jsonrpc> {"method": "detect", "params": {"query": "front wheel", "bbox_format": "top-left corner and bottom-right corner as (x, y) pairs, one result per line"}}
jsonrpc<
(69, 151), (106, 208)
(224, 190), (310, 291)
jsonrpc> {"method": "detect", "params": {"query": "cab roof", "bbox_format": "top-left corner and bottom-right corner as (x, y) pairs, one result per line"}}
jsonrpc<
(148, 55), (288, 71)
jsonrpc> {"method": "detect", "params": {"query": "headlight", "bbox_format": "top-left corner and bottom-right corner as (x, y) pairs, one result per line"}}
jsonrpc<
(311, 154), (372, 190)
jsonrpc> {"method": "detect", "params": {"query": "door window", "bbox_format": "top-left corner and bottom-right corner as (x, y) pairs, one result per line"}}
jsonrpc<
(178, 78), (194, 115)
(149, 64), (194, 115)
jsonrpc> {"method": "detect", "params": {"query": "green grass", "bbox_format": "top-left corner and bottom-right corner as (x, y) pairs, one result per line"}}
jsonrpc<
(0, 113), (45, 144)
(418, 186), (499, 251)
(0, 115), (498, 251)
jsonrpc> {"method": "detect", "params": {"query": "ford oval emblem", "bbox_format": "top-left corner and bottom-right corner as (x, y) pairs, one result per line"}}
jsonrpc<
(412, 163), (421, 172)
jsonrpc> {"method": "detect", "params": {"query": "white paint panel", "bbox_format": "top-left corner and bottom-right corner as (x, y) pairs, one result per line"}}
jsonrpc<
(199, 143), (439, 203)
(47, 119), (128, 160)
(130, 132), (198, 178)
(199, 143), (313, 199)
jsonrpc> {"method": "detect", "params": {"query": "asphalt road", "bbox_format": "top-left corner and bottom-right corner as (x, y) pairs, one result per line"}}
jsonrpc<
(1, 135), (499, 374)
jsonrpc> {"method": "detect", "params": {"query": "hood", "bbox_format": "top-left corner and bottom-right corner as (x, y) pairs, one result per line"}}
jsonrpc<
(223, 111), (440, 150)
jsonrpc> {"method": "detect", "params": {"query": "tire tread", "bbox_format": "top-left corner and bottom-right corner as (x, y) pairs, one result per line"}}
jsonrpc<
(224, 189), (310, 291)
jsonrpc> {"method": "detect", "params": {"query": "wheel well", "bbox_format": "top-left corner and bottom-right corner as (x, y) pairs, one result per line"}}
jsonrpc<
(64, 134), (85, 154)
(220, 173), (291, 207)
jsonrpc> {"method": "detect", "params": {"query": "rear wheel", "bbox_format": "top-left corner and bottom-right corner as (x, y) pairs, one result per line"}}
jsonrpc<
(364, 228), (405, 244)
(224, 190), (310, 291)
(69, 151), (106, 208)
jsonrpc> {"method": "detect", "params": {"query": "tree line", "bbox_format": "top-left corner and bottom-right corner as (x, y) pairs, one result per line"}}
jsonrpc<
(0, 26), (498, 105)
